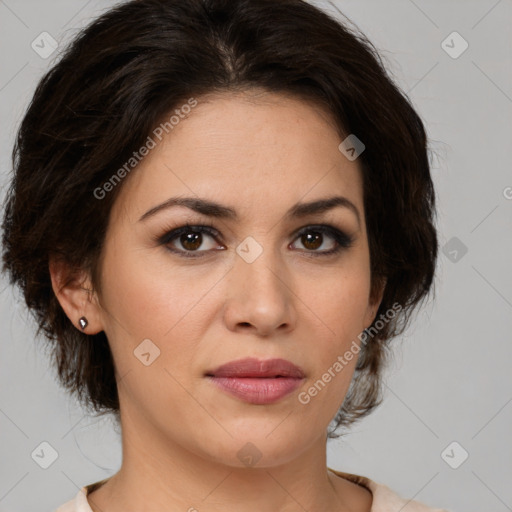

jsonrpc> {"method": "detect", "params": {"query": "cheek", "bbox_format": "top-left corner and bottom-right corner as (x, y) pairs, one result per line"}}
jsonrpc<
(292, 258), (371, 407)
(97, 247), (210, 412)
(100, 242), (202, 334)
(296, 262), (371, 340)
(296, 276), (368, 420)
(97, 241), (225, 373)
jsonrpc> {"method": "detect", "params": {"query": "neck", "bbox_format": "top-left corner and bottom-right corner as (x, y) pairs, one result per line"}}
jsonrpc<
(86, 408), (371, 512)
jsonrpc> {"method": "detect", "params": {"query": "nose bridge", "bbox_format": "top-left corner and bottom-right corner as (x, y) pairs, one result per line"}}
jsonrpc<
(224, 235), (295, 334)
(239, 243), (282, 294)
(237, 235), (288, 303)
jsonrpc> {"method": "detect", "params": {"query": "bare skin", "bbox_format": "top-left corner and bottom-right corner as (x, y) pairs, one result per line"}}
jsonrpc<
(51, 89), (383, 512)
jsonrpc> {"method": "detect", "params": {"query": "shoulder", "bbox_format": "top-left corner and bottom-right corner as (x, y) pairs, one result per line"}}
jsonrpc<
(54, 492), (90, 512)
(54, 499), (74, 512)
(56, 473), (452, 512)
(54, 496), (78, 512)
(329, 468), (452, 512)
(54, 480), (104, 512)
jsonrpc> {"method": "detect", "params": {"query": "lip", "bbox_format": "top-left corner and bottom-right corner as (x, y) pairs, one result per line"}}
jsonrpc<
(205, 357), (305, 405)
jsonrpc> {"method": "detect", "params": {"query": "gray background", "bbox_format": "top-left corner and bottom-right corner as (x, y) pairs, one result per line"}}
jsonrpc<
(1, 1), (511, 511)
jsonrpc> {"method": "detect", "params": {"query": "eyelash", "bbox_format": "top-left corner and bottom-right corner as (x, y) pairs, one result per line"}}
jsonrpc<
(156, 222), (354, 259)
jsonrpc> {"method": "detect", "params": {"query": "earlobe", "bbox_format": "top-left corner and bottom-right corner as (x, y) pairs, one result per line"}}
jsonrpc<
(48, 257), (104, 334)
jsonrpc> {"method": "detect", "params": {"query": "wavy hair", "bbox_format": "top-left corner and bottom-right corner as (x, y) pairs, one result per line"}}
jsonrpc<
(1, 0), (437, 437)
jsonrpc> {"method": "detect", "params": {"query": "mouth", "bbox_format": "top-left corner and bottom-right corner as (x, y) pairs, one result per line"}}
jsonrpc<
(205, 357), (305, 405)
(206, 357), (305, 379)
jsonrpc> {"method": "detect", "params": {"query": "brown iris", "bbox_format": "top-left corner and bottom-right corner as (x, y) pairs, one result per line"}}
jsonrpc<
(301, 231), (322, 250)
(181, 232), (203, 251)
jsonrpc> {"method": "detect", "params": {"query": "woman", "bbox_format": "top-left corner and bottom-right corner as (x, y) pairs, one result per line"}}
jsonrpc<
(1, 0), (447, 510)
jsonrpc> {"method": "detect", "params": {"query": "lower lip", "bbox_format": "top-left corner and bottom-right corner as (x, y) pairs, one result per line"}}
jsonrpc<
(208, 376), (304, 404)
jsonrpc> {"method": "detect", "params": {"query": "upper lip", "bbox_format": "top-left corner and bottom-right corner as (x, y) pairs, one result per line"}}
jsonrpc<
(206, 357), (305, 378)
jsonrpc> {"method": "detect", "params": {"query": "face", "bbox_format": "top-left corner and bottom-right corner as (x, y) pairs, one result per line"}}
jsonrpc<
(81, 90), (381, 467)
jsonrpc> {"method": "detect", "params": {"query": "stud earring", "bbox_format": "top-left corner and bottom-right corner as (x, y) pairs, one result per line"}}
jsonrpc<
(78, 317), (88, 330)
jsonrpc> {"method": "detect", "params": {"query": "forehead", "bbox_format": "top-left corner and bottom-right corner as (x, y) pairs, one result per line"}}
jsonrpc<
(112, 90), (364, 224)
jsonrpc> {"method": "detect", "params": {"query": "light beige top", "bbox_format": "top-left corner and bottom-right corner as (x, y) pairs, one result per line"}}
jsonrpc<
(55, 468), (451, 512)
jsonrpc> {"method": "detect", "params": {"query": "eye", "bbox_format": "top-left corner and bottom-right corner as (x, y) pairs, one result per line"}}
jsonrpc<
(157, 223), (353, 259)
(290, 225), (353, 256)
(158, 224), (224, 258)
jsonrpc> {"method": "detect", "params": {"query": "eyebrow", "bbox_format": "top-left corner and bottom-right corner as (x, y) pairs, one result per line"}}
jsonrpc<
(138, 195), (361, 226)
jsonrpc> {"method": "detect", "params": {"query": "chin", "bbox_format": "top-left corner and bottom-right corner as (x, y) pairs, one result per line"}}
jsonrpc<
(194, 423), (316, 469)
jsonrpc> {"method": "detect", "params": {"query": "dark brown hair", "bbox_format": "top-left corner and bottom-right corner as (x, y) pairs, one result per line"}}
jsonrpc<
(1, 0), (437, 437)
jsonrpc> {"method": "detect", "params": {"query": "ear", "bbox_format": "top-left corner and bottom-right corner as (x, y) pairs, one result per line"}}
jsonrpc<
(363, 275), (387, 329)
(48, 256), (104, 334)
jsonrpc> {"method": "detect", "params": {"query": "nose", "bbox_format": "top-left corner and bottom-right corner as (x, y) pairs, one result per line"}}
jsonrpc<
(222, 243), (297, 337)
